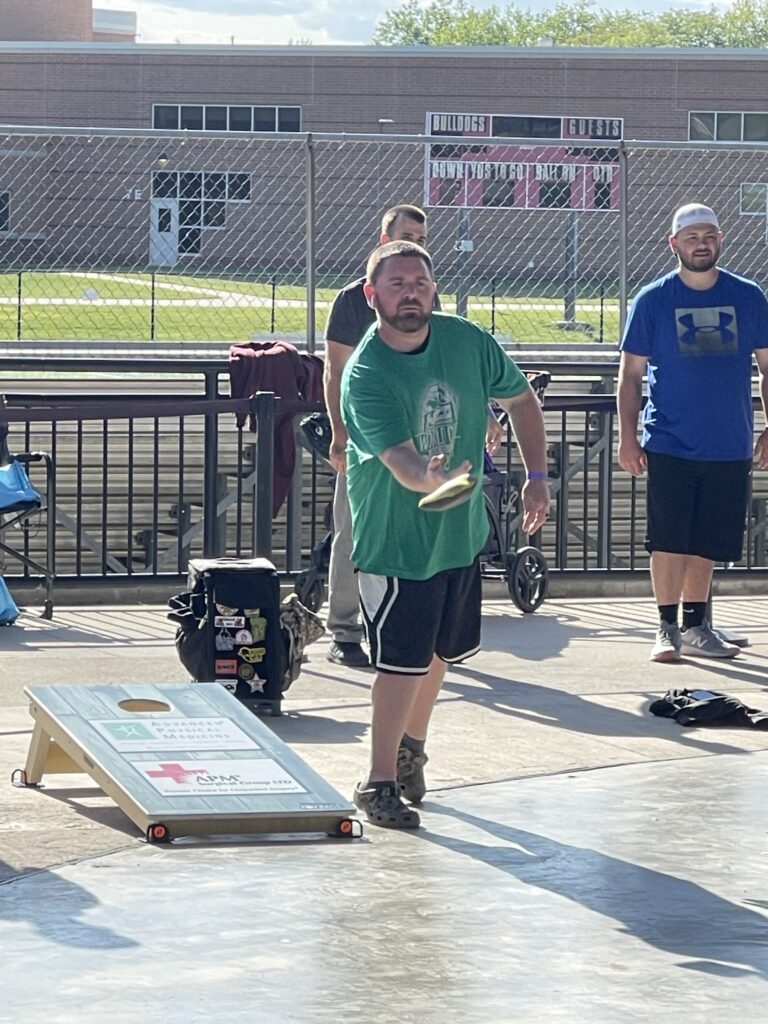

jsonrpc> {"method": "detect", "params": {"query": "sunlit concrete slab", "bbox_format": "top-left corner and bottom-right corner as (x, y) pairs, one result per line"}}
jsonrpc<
(2, 597), (768, 883)
(0, 595), (767, 1020)
(0, 751), (765, 1024)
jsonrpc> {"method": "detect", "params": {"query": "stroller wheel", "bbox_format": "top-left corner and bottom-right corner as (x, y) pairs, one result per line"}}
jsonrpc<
(295, 570), (326, 614)
(506, 546), (549, 613)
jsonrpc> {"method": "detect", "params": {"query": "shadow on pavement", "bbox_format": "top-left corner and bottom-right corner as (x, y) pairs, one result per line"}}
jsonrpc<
(421, 805), (767, 979)
(0, 858), (138, 950)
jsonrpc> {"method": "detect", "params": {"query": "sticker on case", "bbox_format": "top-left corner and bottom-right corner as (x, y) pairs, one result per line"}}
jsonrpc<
(215, 629), (235, 652)
(249, 614), (267, 642)
(214, 616), (245, 629)
(239, 646), (266, 665)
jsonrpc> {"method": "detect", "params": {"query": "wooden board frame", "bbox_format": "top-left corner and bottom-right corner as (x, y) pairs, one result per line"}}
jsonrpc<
(16, 683), (359, 843)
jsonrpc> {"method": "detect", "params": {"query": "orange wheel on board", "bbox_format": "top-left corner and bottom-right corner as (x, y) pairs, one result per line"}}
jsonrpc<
(331, 818), (362, 839)
(146, 823), (171, 844)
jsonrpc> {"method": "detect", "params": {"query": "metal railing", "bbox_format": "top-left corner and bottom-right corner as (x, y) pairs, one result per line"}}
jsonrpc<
(2, 356), (767, 602)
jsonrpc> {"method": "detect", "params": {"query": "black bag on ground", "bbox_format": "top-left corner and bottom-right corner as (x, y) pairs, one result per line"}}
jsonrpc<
(649, 688), (768, 729)
(169, 557), (284, 707)
(168, 558), (324, 704)
(167, 588), (213, 682)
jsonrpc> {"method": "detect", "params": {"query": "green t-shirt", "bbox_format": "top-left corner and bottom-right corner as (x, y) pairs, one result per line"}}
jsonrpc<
(341, 312), (529, 580)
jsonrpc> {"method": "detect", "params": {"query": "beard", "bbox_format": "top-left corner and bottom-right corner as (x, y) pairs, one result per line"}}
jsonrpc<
(379, 306), (431, 333)
(678, 243), (720, 274)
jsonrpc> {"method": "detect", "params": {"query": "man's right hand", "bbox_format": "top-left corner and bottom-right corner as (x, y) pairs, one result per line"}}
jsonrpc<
(424, 454), (472, 493)
(618, 437), (647, 476)
(329, 436), (347, 475)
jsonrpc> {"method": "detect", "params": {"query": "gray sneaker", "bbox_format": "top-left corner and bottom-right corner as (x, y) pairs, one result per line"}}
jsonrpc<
(680, 618), (740, 659)
(650, 622), (682, 663)
(397, 745), (429, 804)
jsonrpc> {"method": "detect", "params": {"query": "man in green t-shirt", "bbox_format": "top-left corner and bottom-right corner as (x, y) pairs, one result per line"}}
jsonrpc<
(341, 240), (550, 830)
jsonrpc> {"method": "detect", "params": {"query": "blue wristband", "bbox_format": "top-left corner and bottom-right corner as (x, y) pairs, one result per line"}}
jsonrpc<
(527, 471), (548, 481)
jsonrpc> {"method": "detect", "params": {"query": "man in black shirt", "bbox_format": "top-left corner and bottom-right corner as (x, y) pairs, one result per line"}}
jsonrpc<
(323, 205), (433, 667)
(323, 204), (502, 667)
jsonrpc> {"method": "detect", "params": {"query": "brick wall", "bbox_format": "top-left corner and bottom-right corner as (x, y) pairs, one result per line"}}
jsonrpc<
(0, 45), (765, 141)
(0, 0), (93, 42)
(93, 32), (134, 43)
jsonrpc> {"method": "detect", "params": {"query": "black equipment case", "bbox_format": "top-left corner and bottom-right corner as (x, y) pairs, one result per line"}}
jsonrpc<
(177, 557), (284, 716)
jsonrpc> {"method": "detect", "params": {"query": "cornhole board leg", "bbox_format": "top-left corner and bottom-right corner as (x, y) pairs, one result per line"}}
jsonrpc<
(23, 720), (82, 784)
(17, 684), (360, 843)
(20, 698), (158, 834)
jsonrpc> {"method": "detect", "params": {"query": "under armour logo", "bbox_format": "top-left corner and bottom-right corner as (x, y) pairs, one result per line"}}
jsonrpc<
(676, 306), (738, 355)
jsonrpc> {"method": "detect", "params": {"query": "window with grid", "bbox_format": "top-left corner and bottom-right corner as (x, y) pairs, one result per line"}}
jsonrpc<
(150, 171), (252, 257)
(152, 104), (301, 133)
(740, 183), (768, 215)
(689, 111), (768, 143)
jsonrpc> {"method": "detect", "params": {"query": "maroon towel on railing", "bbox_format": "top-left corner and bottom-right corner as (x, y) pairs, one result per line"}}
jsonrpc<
(229, 341), (324, 515)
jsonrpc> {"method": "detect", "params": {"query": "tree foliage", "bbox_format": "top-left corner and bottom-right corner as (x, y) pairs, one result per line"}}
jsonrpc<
(372, 0), (768, 48)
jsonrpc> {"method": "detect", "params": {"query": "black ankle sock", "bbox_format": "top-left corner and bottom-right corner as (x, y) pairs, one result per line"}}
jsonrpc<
(682, 601), (707, 630)
(362, 778), (396, 791)
(658, 604), (679, 626)
(401, 733), (425, 755)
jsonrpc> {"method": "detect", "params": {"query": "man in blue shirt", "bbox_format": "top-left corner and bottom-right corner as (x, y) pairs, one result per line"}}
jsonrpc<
(618, 202), (768, 662)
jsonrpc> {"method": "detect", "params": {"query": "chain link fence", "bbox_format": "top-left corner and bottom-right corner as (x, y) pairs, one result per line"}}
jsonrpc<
(0, 127), (766, 346)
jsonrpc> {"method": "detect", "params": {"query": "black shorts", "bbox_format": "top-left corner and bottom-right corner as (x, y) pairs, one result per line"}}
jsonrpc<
(645, 450), (751, 563)
(357, 561), (481, 675)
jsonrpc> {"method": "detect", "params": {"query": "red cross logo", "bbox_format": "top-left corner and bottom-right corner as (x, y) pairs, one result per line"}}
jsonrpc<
(145, 762), (207, 784)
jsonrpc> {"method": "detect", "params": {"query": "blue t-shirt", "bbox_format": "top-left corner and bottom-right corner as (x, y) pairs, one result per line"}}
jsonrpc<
(620, 269), (768, 460)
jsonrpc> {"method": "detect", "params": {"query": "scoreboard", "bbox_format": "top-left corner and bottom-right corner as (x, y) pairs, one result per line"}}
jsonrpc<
(425, 111), (622, 212)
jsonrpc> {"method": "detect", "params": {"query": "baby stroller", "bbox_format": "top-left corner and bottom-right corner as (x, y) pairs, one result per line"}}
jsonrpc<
(479, 450), (549, 612)
(294, 369), (551, 614)
(479, 370), (550, 613)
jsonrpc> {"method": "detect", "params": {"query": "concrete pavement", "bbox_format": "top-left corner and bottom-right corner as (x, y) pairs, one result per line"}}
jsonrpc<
(0, 595), (767, 1021)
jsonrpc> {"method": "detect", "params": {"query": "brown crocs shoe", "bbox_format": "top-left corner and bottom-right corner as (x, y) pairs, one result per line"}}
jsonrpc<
(396, 745), (428, 804)
(353, 782), (421, 830)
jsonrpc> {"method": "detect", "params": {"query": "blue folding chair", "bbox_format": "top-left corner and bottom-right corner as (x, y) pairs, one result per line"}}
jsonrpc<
(0, 398), (55, 619)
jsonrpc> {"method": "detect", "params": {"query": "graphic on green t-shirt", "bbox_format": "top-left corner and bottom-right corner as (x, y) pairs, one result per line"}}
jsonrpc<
(416, 382), (459, 462)
(341, 312), (529, 580)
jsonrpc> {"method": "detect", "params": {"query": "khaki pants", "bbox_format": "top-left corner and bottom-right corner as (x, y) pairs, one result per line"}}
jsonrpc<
(325, 471), (364, 644)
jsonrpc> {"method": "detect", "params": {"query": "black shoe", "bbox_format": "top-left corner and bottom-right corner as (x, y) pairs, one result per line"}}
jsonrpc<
(397, 745), (428, 804)
(327, 641), (371, 668)
(353, 782), (420, 830)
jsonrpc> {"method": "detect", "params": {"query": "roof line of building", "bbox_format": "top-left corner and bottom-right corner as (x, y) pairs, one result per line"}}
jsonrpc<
(0, 42), (767, 60)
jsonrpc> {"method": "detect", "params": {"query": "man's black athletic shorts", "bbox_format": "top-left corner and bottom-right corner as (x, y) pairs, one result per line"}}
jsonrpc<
(358, 560), (481, 675)
(645, 450), (751, 563)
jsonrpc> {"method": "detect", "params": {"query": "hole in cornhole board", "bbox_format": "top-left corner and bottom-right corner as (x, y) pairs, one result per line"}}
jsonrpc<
(118, 699), (172, 713)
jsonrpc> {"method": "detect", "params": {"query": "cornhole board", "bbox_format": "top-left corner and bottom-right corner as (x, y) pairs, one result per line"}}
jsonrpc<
(14, 683), (359, 843)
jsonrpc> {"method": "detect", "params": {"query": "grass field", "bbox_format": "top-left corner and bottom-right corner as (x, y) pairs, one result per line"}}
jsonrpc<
(0, 272), (622, 344)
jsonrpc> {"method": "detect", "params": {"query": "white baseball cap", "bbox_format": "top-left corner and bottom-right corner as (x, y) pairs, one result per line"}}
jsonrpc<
(671, 203), (720, 236)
